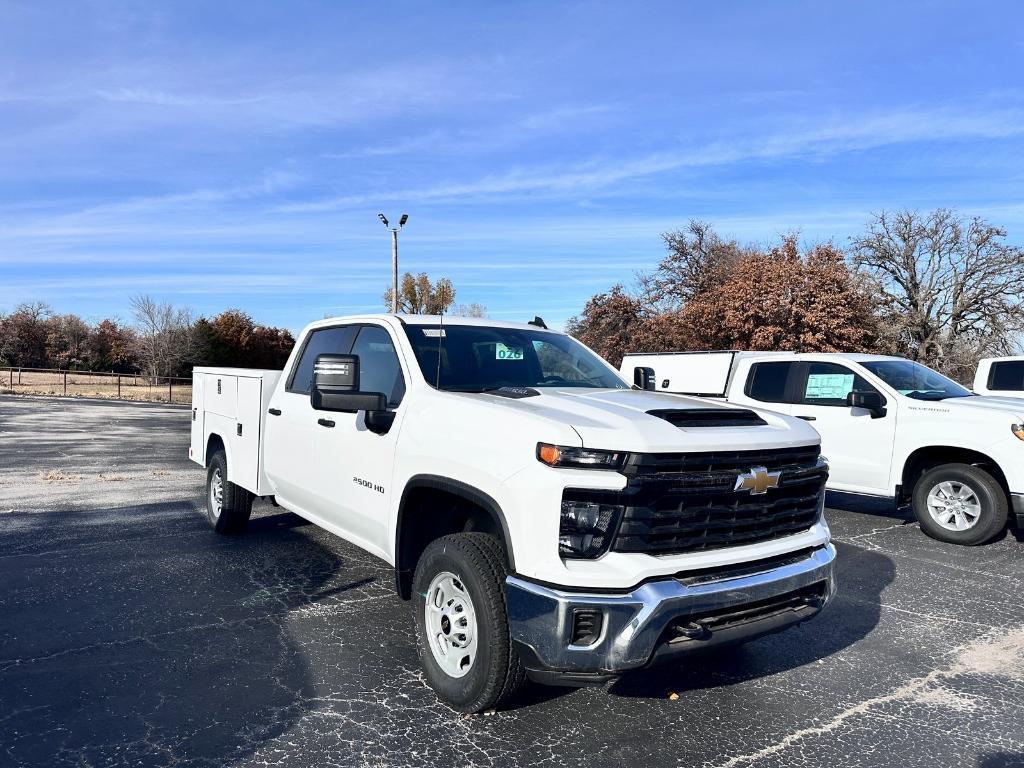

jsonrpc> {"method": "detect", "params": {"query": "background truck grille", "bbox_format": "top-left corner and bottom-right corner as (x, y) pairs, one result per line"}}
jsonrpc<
(570, 445), (826, 556)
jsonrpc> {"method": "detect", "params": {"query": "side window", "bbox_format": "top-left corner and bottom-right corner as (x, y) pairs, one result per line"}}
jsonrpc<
(801, 362), (873, 407)
(746, 362), (794, 403)
(351, 325), (406, 407)
(989, 361), (1024, 392)
(287, 325), (359, 394)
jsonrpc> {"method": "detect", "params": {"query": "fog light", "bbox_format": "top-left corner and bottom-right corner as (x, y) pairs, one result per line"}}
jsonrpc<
(559, 497), (624, 558)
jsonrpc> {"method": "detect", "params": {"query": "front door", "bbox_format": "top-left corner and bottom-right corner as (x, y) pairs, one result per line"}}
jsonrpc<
(790, 361), (897, 494)
(264, 324), (359, 515)
(312, 324), (408, 557)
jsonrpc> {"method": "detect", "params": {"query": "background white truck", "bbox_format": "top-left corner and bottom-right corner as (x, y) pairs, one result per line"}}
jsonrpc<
(622, 351), (1024, 545)
(190, 315), (836, 712)
(974, 356), (1024, 397)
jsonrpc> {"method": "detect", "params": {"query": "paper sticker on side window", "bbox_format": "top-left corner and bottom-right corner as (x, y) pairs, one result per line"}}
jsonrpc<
(806, 373), (854, 400)
(495, 342), (524, 360)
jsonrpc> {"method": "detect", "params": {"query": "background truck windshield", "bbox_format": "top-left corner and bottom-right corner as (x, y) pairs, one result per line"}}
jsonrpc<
(860, 359), (973, 400)
(402, 324), (628, 392)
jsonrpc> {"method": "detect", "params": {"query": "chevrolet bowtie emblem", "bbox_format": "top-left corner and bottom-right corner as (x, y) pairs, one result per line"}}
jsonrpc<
(734, 466), (781, 495)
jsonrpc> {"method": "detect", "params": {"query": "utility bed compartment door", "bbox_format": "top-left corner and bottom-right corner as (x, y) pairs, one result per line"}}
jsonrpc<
(189, 374), (205, 464)
(234, 377), (262, 492)
(204, 373), (238, 418)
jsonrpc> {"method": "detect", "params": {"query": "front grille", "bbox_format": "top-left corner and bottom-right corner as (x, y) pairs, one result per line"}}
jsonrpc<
(581, 445), (825, 556)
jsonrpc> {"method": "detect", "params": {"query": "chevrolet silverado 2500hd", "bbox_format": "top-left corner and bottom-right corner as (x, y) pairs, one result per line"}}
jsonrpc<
(190, 316), (835, 712)
(623, 350), (1024, 545)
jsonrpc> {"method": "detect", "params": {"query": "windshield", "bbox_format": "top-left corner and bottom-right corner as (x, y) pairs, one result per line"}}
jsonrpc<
(860, 359), (973, 400)
(402, 323), (628, 392)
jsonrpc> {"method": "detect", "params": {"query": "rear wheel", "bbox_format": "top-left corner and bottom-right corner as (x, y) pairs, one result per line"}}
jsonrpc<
(912, 463), (1007, 545)
(206, 449), (253, 534)
(412, 533), (527, 712)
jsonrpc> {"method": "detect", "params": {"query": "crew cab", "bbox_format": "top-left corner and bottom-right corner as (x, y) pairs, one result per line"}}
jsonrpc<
(190, 316), (836, 712)
(974, 356), (1024, 398)
(622, 351), (1024, 545)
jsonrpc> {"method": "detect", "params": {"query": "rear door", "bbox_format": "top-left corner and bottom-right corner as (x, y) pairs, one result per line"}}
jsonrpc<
(790, 361), (897, 493)
(264, 324), (359, 514)
(728, 359), (797, 416)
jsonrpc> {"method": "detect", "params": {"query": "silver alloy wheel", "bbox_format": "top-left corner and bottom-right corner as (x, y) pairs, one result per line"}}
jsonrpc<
(424, 571), (478, 679)
(209, 468), (224, 520)
(926, 480), (982, 531)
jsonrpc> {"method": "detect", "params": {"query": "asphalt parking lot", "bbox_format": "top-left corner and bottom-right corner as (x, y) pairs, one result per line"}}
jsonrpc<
(2, 395), (1023, 768)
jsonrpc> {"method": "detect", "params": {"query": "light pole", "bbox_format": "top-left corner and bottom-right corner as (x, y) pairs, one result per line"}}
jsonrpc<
(379, 213), (409, 314)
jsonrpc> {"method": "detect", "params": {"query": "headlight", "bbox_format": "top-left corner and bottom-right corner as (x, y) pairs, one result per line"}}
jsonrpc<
(1012, 424), (1024, 441)
(559, 496), (624, 558)
(537, 443), (627, 470)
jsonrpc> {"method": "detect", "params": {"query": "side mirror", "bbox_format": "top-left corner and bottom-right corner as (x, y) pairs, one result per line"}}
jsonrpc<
(847, 389), (887, 419)
(633, 366), (657, 391)
(311, 354), (387, 414)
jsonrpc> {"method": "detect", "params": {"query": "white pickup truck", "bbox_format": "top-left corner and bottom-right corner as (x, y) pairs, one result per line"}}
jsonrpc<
(190, 315), (835, 712)
(622, 351), (1024, 546)
(974, 356), (1024, 398)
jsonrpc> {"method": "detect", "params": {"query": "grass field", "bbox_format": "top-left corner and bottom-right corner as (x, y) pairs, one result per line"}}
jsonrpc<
(0, 369), (191, 404)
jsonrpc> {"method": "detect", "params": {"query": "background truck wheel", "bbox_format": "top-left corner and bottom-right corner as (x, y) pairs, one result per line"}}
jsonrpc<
(412, 532), (527, 713)
(206, 449), (253, 534)
(912, 463), (1007, 545)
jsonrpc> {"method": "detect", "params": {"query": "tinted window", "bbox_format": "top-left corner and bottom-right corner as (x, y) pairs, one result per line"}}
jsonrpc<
(287, 326), (358, 394)
(990, 361), (1024, 392)
(746, 362), (793, 403)
(801, 362), (874, 407)
(401, 324), (627, 392)
(351, 325), (406, 407)
(860, 359), (972, 400)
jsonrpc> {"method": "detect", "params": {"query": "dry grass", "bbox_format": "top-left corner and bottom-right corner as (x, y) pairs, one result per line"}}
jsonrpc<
(98, 473), (128, 482)
(2, 370), (191, 404)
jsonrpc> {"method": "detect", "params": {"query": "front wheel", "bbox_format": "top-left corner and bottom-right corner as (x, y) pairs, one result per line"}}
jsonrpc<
(412, 533), (527, 712)
(912, 463), (1007, 545)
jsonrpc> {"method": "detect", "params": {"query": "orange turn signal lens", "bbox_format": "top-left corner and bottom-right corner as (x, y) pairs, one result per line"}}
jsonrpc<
(538, 444), (561, 465)
(1012, 424), (1024, 441)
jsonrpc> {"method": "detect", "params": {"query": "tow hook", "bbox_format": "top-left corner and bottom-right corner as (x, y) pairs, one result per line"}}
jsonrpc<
(671, 620), (711, 640)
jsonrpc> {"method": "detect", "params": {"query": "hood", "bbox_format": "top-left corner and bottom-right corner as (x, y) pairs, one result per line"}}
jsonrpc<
(915, 395), (1024, 421)
(469, 387), (820, 453)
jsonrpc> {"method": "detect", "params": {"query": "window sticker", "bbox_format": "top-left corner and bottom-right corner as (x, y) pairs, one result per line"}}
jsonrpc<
(495, 342), (524, 360)
(422, 328), (446, 337)
(805, 373), (854, 400)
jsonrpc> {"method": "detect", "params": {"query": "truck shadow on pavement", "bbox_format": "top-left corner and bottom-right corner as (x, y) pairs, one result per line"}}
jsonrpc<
(0, 501), (373, 767)
(607, 541), (895, 700)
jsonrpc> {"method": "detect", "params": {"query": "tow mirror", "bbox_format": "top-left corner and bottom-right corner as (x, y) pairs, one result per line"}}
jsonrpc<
(311, 354), (387, 414)
(633, 366), (657, 391)
(847, 389), (887, 419)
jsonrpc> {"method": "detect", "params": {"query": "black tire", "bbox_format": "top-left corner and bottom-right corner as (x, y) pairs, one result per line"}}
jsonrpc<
(912, 463), (1007, 545)
(205, 449), (253, 534)
(412, 533), (527, 713)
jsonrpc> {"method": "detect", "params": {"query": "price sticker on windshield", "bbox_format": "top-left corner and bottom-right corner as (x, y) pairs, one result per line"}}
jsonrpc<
(495, 343), (524, 360)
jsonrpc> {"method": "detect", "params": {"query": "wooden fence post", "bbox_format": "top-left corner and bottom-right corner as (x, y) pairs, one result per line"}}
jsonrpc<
(117, 375), (121, 398)
(63, 370), (67, 396)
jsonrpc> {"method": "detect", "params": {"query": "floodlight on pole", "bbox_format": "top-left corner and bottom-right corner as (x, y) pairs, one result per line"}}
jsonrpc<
(379, 212), (409, 313)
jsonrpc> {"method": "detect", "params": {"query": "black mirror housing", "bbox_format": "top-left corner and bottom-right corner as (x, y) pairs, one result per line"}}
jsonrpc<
(311, 353), (387, 413)
(847, 390), (887, 418)
(633, 366), (657, 391)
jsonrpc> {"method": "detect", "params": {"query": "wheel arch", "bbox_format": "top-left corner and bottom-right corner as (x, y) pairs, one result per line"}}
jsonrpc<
(899, 445), (1009, 505)
(394, 475), (514, 600)
(204, 432), (229, 470)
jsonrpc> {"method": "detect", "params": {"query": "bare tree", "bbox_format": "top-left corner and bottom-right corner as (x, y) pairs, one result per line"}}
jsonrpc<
(851, 209), (1024, 379)
(452, 302), (487, 318)
(641, 220), (749, 311)
(130, 294), (194, 378)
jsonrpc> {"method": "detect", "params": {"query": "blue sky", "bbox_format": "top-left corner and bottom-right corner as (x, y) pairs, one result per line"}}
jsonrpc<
(2, 1), (1023, 332)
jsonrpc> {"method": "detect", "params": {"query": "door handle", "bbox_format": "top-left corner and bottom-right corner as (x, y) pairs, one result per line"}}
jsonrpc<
(796, 415), (816, 421)
(317, 418), (335, 428)
(268, 408), (282, 416)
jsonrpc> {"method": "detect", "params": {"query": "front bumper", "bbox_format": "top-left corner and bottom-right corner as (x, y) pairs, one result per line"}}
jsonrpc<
(1012, 494), (1024, 528)
(506, 543), (836, 681)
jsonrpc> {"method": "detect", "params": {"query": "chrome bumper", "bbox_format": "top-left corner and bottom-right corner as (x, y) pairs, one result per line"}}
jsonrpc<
(506, 544), (836, 677)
